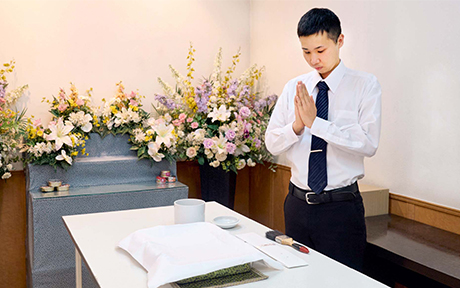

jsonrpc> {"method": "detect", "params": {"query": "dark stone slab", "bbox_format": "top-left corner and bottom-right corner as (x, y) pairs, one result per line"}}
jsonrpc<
(365, 214), (460, 287)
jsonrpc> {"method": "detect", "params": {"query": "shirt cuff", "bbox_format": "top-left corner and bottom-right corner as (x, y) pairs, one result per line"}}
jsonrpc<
(310, 117), (330, 138)
(286, 120), (303, 140)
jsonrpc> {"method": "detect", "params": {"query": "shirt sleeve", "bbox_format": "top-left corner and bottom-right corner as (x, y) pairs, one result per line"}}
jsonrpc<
(310, 78), (382, 157)
(265, 81), (302, 156)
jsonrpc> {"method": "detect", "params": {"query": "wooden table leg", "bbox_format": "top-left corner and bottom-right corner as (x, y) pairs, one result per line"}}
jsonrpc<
(76, 247), (82, 288)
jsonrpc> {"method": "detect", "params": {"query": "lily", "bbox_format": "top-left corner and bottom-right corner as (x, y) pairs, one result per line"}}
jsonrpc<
(148, 142), (165, 162)
(154, 122), (174, 148)
(56, 150), (72, 165)
(208, 105), (230, 122)
(46, 118), (74, 150)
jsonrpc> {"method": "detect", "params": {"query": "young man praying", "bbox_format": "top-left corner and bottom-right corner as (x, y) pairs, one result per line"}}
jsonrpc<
(265, 8), (381, 271)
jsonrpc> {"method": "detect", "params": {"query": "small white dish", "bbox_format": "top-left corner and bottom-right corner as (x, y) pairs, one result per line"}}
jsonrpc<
(213, 216), (240, 229)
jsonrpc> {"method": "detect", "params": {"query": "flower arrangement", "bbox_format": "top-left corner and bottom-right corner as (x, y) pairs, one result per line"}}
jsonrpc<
(98, 81), (149, 136)
(24, 83), (93, 169)
(153, 45), (277, 172)
(128, 115), (177, 163)
(0, 60), (28, 180)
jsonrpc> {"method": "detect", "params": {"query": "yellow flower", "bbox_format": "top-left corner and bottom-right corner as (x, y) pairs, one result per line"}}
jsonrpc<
(37, 130), (43, 137)
(110, 106), (118, 114)
(71, 151), (78, 157)
(81, 148), (86, 155)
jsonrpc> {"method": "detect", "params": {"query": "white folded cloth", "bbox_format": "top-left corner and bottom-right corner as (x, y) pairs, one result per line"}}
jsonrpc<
(118, 222), (282, 288)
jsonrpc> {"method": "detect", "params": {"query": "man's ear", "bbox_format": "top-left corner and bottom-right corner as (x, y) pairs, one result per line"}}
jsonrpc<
(338, 34), (344, 48)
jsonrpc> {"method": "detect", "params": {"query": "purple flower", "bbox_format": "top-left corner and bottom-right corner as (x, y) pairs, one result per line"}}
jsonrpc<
(0, 81), (6, 99)
(203, 138), (214, 149)
(239, 106), (251, 119)
(155, 94), (177, 110)
(226, 142), (237, 154)
(225, 129), (236, 141)
(254, 138), (261, 148)
(195, 80), (212, 113)
(227, 79), (238, 97)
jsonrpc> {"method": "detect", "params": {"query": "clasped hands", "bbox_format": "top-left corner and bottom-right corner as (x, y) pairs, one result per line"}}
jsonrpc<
(293, 81), (317, 135)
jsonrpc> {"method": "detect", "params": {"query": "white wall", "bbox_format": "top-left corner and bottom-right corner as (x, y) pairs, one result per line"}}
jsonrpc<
(250, 0), (460, 210)
(0, 0), (250, 122)
(3, 0), (460, 210)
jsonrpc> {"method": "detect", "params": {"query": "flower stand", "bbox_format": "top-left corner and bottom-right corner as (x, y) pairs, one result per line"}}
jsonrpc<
(199, 163), (237, 209)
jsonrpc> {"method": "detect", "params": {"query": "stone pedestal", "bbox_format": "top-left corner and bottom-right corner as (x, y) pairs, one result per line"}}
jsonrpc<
(26, 133), (188, 288)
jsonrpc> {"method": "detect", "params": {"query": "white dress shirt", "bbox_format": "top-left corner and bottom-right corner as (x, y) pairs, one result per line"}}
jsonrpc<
(265, 61), (381, 190)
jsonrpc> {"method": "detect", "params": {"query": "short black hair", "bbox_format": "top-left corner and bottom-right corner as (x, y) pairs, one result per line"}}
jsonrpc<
(297, 8), (341, 43)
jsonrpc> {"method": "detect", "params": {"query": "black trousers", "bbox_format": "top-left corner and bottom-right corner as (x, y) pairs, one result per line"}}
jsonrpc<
(284, 183), (367, 271)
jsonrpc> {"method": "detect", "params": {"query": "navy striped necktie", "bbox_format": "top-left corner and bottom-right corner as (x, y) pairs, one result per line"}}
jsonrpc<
(308, 81), (329, 194)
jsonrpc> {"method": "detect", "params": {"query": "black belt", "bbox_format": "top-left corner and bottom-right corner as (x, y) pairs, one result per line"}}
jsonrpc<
(290, 182), (359, 204)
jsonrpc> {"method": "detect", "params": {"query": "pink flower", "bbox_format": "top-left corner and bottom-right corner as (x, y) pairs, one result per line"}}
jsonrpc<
(129, 99), (138, 106)
(225, 129), (236, 141)
(203, 138), (214, 149)
(128, 91), (136, 99)
(179, 113), (187, 122)
(0, 98), (6, 104)
(33, 119), (42, 127)
(257, 119), (261, 124)
(226, 143), (237, 154)
(239, 106), (251, 119)
(76, 98), (84, 106)
(59, 89), (66, 100)
(58, 103), (69, 112)
(191, 122), (199, 129)
(155, 118), (165, 125)
(172, 119), (181, 126)
(187, 117), (193, 123)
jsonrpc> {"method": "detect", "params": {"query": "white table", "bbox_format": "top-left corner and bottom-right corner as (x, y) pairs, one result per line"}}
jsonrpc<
(62, 201), (388, 288)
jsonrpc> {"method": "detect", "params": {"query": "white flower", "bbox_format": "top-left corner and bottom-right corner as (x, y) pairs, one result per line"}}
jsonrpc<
(148, 142), (165, 162)
(102, 105), (112, 118)
(164, 113), (172, 123)
(144, 117), (156, 128)
(6, 164), (13, 170)
(215, 152), (227, 162)
(128, 108), (141, 123)
(68, 111), (93, 132)
(186, 147), (197, 158)
(154, 122), (175, 148)
(209, 96), (217, 103)
(214, 135), (228, 154)
(208, 105), (230, 122)
(247, 158), (256, 167)
(210, 160), (220, 168)
(56, 150), (73, 165)
(193, 129), (206, 143)
(132, 128), (146, 143)
(205, 148), (214, 159)
(234, 144), (250, 156)
(46, 118), (74, 151)
(237, 159), (246, 170)
(2, 172), (11, 179)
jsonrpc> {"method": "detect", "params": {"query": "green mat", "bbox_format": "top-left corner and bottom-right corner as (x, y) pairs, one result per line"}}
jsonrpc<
(171, 263), (268, 288)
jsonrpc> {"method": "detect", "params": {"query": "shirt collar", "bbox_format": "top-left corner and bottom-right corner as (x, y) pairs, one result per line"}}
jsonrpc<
(306, 60), (346, 94)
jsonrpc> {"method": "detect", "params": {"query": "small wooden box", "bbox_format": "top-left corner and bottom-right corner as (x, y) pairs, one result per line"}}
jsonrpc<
(359, 183), (389, 217)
